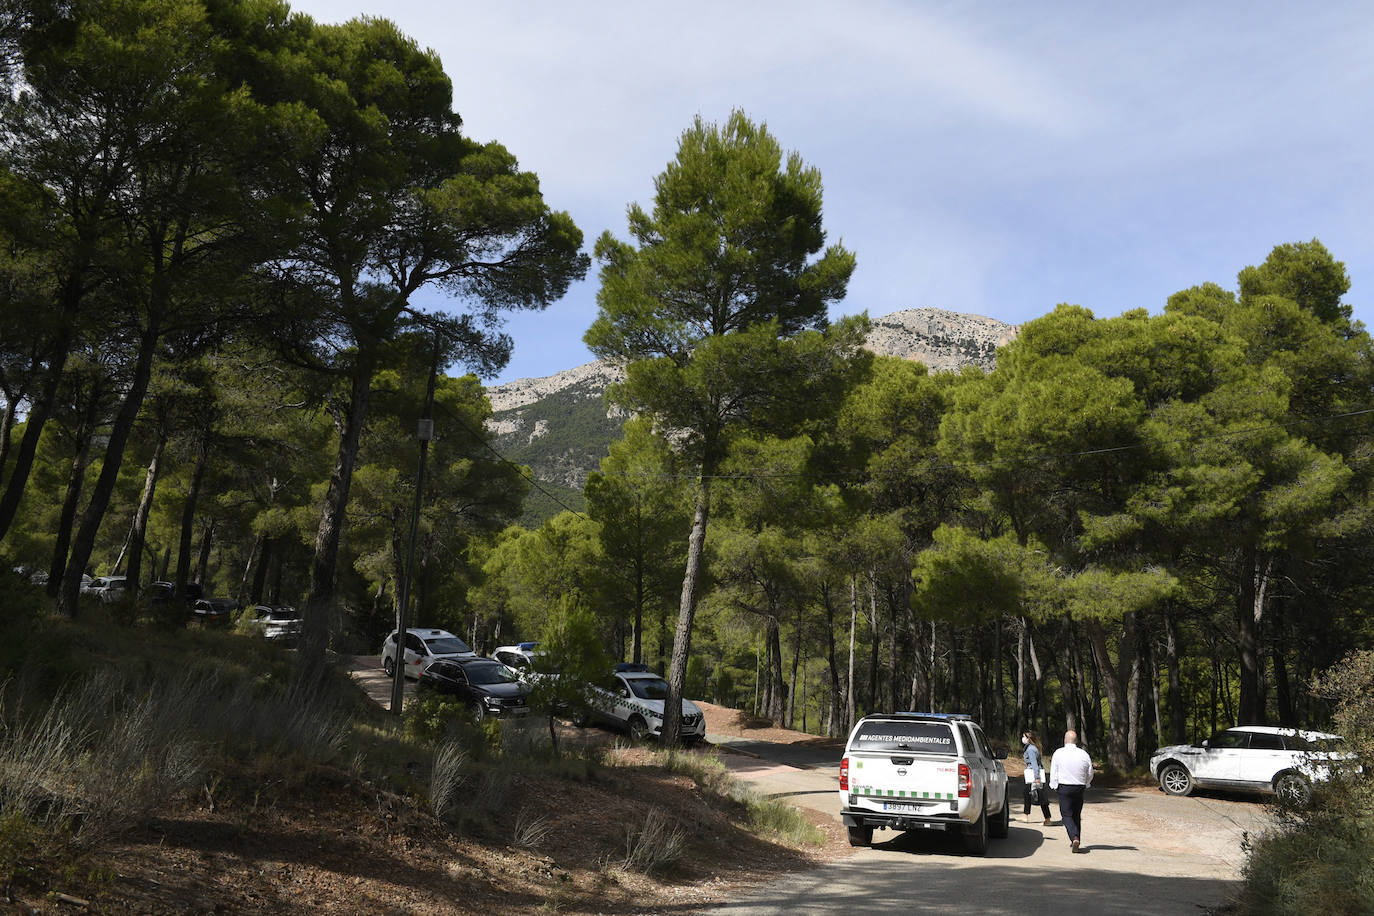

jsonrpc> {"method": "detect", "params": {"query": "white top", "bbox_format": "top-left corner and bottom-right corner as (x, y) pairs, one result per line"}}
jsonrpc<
(1050, 743), (1094, 789)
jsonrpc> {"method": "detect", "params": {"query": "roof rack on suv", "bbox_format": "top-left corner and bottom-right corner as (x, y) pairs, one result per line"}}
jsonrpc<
(867, 711), (973, 721)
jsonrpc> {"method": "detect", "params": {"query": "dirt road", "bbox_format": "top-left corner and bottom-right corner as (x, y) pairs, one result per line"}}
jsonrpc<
(711, 740), (1269, 915)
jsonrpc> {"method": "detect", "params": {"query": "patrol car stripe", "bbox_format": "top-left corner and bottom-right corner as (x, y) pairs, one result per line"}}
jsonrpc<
(852, 787), (955, 800)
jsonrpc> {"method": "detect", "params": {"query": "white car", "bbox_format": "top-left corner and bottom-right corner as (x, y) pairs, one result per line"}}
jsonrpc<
(576, 665), (706, 744)
(838, 712), (1010, 854)
(87, 575), (128, 603)
(492, 642), (555, 674)
(1150, 725), (1349, 804)
(381, 628), (477, 679)
(248, 605), (301, 642)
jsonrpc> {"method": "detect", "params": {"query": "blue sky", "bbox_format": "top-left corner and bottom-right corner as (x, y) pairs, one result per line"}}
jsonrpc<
(292, 1), (1374, 385)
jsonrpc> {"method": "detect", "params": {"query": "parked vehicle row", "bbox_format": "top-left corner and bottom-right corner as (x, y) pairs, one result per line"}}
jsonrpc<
(381, 632), (704, 741)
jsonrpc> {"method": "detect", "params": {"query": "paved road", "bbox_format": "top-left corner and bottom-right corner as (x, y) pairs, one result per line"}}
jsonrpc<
(712, 743), (1270, 916)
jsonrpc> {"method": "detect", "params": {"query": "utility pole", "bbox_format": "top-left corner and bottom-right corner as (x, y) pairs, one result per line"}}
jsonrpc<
(391, 332), (442, 715)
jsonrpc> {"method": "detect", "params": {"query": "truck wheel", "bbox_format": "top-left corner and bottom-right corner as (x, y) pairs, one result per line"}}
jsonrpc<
(628, 715), (650, 741)
(847, 825), (873, 847)
(962, 799), (989, 855)
(990, 787), (1010, 839)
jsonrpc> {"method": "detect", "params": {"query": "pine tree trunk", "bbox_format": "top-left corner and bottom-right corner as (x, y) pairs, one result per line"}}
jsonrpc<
(56, 322), (159, 617)
(1166, 610), (1186, 744)
(1235, 547), (1269, 724)
(304, 354), (376, 663)
(196, 518), (215, 588)
(1084, 617), (1133, 772)
(767, 612), (785, 726)
(175, 439), (209, 597)
(0, 300), (78, 545)
(46, 405), (100, 597)
(663, 474), (711, 745)
(846, 574), (858, 732)
(124, 430), (167, 595)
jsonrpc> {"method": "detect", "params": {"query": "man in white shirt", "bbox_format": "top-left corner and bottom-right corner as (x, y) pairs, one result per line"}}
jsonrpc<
(1049, 729), (1094, 853)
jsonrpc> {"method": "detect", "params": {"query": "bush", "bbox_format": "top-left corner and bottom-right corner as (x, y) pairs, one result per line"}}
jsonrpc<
(1237, 651), (1374, 915)
(621, 808), (685, 875)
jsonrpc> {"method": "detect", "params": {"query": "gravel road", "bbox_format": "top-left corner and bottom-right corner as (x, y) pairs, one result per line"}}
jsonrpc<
(712, 742), (1270, 916)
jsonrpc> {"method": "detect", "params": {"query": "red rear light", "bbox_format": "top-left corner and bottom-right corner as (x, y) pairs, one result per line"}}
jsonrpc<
(839, 757), (849, 791)
(958, 763), (971, 798)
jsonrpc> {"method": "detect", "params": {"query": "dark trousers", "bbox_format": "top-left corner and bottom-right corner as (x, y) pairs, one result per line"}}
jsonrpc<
(1023, 781), (1051, 818)
(1056, 784), (1086, 842)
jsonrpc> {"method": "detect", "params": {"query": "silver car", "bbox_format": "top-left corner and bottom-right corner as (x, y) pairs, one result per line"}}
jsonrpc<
(1149, 725), (1348, 804)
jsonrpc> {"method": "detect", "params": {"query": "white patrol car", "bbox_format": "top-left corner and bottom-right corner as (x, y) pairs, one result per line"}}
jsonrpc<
(574, 664), (706, 744)
(839, 712), (1010, 855)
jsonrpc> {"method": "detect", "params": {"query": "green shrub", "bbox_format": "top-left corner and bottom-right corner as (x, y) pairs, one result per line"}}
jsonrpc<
(1238, 651), (1374, 915)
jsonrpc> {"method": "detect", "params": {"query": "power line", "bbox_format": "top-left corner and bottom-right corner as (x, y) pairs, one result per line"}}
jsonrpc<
(447, 409), (589, 520)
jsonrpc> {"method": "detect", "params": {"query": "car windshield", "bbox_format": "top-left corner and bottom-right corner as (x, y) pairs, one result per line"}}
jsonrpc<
(424, 636), (472, 655)
(626, 677), (670, 700)
(851, 720), (957, 754)
(464, 662), (517, 686)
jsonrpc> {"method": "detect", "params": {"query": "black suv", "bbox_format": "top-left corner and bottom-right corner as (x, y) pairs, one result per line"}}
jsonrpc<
(417, 658), (531, 722)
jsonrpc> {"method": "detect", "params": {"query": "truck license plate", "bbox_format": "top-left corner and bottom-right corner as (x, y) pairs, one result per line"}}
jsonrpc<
(882, 802), (919, 813)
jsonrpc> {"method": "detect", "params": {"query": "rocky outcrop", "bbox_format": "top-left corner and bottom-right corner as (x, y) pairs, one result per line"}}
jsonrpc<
(485, 308), (1018, 520)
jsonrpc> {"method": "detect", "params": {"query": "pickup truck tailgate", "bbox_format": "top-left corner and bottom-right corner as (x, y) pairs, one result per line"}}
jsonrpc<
(849, 753), (959, 809)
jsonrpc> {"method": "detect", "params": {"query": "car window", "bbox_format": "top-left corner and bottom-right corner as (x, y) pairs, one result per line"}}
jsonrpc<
(971, 725), (995, 758)
(423, 636), (472, 656)
(626, 677), (670, 700)
(464, 662), (517, 686)
(1209, 730), (1249, 749)
(1249, 733), (1285, 751)
(957, 724), (980, 756)
(850, 720), (956, 754)
(405, 634), (426, 653)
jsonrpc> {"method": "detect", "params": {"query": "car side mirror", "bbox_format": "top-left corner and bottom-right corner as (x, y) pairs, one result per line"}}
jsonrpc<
(993, 748), (1008, 760)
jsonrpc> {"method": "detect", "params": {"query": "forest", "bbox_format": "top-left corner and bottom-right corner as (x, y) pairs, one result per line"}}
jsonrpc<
(3, 0), (1373, 775)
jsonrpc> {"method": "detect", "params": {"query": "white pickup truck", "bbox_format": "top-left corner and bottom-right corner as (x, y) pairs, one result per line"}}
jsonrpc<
(574, 664), (706, 745)
(838, 712), (1010, 854)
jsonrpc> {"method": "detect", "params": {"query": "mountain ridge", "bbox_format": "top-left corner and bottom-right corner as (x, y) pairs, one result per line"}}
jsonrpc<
(486, 308), (1018, 524)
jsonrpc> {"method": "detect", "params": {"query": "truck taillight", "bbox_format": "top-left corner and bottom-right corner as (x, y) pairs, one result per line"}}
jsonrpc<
(958, 763), (971, 798)
(839, 757), (849, 791)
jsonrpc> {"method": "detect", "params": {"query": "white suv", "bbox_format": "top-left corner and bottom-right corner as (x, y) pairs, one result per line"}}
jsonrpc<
(838, 712), (1010, 855)
(1150, 725), (1349, 804)
(575, 665), (706, 744)
(381, 629), (477, 679)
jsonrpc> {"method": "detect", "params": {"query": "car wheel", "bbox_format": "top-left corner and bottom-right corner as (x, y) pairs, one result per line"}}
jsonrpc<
(1275, 772), (1311, 806)
(1159, 762), (1194, 797)
(571, 707), (590, 728)
(382, 656), (395, 678)
(470, 702), (486, 724)
(628, 715), (650, 741)
(962, 798), (989, 855)
(990, 787), (1010, 839)
(847, 825), (873, 847)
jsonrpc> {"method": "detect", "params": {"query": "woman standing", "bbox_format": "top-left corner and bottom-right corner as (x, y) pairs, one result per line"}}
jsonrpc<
(1022, 730), (1052, 824)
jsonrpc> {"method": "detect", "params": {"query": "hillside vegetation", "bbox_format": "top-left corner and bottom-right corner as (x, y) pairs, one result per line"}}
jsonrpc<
(0, 587), (830, 912)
